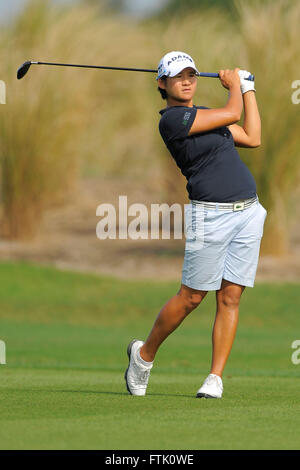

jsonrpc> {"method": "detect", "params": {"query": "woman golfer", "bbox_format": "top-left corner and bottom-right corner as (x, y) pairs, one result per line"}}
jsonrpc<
(125, 51), (267, 398)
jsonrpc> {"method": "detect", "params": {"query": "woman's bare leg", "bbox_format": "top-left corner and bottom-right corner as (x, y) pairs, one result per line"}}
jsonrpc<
(210, 279), (245, 377)
(140, 284), (208, 363)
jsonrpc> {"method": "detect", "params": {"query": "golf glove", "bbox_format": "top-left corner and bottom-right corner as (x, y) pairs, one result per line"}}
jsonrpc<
(238, 69), (256, 94)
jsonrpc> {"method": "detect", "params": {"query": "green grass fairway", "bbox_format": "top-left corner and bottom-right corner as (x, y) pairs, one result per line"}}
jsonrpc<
(0, 261), (299, 450)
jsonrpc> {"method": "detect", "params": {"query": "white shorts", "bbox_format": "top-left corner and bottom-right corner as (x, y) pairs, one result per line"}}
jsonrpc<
(181, 196), (267, 291)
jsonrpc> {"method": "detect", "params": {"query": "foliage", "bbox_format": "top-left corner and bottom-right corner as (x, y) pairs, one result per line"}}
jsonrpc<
(0, 0), (299, 255)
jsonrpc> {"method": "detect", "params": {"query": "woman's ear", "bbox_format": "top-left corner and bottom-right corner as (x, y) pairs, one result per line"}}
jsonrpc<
(158, 78), (167, 90)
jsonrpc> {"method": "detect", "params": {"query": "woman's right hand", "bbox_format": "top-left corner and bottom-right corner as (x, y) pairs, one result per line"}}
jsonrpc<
(218, 68), (240, 90)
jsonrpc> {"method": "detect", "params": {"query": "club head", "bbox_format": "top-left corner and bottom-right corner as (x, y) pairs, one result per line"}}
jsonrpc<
(17, 61), (32, 80)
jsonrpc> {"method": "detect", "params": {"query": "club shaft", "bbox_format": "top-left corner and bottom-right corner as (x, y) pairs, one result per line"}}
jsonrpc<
(34, 61), (157, 73)
(31, 62), (254, 81)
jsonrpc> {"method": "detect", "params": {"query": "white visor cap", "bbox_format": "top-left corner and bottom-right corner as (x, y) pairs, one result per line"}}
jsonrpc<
(156, 51), (200, 81)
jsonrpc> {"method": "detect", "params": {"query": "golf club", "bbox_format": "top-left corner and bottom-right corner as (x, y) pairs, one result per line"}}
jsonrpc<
(17, 60), (255, 81)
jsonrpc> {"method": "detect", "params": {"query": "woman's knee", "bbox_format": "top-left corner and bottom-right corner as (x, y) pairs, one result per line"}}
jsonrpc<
(178, 284), (208, 310)
(216, 281), (245, 309)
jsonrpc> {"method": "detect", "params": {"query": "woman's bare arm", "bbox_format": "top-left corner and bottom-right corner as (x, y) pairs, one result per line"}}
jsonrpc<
(228, 91), (261, 148)
(188, 68), (243, 136)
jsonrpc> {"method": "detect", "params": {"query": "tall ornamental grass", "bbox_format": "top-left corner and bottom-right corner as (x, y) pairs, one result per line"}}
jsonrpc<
(0, 0), (162, 238)
(0, 0), (299, 256)
(0, 1), (90, 237)
(235, 0), (300, 255)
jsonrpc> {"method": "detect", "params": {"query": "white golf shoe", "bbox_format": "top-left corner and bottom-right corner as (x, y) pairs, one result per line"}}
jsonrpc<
(124, 340), (153, 396)
(196, 373), (223, 399)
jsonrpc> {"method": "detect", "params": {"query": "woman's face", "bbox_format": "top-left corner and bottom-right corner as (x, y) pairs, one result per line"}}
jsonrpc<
(159, 67), (198, 103)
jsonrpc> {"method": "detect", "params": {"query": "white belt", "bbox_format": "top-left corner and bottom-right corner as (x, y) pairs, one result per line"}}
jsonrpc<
(191, 195), (258, 211)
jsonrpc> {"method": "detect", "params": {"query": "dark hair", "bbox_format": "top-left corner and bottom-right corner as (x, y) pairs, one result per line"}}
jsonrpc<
(157, 76), (168, 100)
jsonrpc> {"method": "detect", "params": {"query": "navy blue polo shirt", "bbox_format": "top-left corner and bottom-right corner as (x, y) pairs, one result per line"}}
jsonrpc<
(158, 104), (257, 202)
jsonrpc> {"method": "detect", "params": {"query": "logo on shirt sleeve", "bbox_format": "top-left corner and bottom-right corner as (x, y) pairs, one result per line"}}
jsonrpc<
(182, 111), (191, 126)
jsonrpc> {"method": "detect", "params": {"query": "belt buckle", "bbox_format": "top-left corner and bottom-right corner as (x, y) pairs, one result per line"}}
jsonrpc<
(233, 201), (245, 211)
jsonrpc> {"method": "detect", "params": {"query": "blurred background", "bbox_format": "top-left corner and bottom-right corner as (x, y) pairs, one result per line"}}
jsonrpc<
(1, 0), (300, 451)
(1, 0), (300, 282)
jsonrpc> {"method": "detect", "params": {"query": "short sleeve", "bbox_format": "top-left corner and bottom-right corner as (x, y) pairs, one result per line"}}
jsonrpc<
(159, 106), (197, 142)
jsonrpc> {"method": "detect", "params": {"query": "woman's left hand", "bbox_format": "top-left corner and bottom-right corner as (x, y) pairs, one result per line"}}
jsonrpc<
(238, 70), (256, 94)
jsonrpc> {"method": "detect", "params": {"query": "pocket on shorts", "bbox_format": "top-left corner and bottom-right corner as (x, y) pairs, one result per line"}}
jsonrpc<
(256, 203), (267, 238)
(259, 203), (267, 218)
(184, 204), (205, 251)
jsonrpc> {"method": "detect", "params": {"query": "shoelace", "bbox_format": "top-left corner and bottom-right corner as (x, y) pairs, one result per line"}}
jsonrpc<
(205, 375), (222, 388)
(131, 366), (150, 386)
